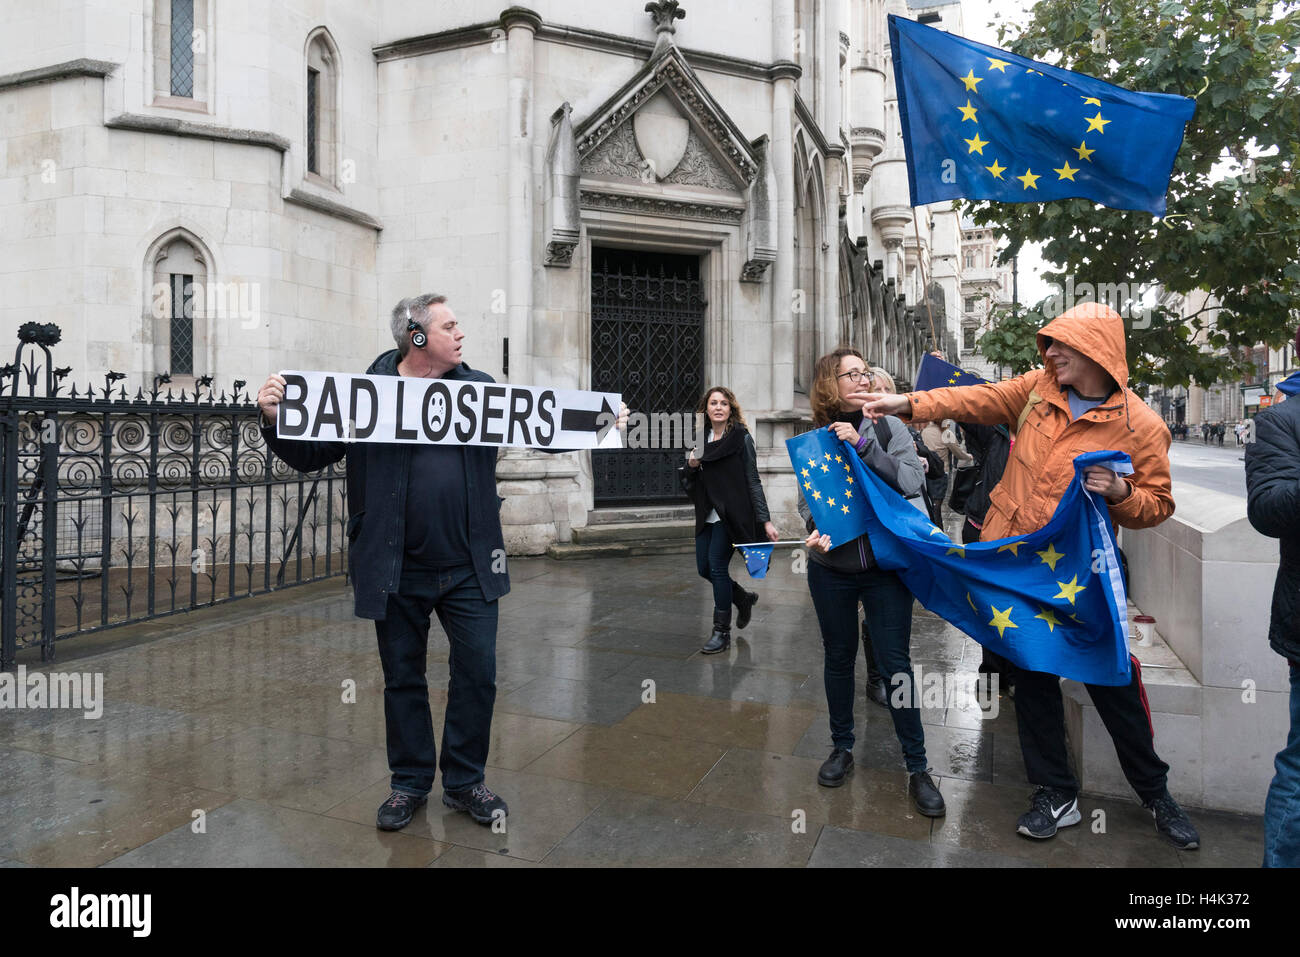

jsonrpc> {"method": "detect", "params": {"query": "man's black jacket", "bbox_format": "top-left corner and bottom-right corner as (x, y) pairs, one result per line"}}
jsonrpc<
(260, 349), (509, 620)
(1245, 385), (1300, 664)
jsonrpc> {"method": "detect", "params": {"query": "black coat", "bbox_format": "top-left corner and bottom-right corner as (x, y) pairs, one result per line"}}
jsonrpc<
(1245, 382), (1300, 664)
(681, 427), (770, 544)
(960, 421), (1012, 527)
(260, 350), (510, 620)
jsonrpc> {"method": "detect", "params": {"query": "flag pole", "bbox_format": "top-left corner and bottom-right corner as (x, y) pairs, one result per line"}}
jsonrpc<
(912, 209), (939, 350)
(733, 540), (809, 548)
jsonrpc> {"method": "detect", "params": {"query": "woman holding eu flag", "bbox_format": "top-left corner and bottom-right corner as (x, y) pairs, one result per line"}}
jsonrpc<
(797, 348), (945, 817)
(682, 387), (779, 655)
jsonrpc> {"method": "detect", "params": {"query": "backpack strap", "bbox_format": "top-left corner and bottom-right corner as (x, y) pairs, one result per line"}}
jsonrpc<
(1016, 389), (1044, 434)
(873, 417), (893, 450)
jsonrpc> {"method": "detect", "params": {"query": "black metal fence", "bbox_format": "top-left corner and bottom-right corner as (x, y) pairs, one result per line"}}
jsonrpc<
(1, 324), (347, 670)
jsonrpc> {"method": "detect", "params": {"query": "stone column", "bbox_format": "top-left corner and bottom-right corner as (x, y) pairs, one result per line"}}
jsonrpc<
(503, 6), (540, 385)
(771, 1), (799, 416)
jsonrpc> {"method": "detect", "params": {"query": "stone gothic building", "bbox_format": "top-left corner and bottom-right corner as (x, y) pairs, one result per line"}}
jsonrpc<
(0, 0), (968, 551)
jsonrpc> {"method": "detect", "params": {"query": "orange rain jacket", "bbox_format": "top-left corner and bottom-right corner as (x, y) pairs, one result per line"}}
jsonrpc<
(905, 302), (1174, 542)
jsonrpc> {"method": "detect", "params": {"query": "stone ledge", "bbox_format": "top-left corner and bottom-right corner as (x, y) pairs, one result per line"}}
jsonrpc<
(0, 58), (117, 91)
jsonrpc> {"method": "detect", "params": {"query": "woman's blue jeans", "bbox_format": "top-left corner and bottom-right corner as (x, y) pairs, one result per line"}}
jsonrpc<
(808, 560), (927, 773)
(695, 521), (736, 613)
(1265, 663), (1300, 867)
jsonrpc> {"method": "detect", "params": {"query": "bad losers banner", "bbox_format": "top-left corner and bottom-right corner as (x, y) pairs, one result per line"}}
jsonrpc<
(276, 371), (623, 450)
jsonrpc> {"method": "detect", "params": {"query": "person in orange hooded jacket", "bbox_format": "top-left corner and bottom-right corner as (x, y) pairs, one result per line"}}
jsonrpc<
(861, 302), (1200, 850)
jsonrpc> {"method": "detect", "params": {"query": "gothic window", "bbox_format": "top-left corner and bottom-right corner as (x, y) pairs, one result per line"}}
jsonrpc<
(963, 324), (978, 352)
(153, 0), (208, 104)
(305, 29), (340, 186)
(148, 232), (210, 381)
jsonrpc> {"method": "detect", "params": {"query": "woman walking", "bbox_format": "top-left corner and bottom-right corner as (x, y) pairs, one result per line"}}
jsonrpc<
(798, 348), (945, 816)
(682, 387), (779, 655)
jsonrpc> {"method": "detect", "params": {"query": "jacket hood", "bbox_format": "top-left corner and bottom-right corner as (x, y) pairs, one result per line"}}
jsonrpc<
(1036, 302), (1129, 393)
(1278, 369), (1300, 397)
(365, 349), (477, 379)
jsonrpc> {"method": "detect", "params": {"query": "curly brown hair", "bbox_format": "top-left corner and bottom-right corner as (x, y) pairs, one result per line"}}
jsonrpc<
(696, 386), (747, 431)
(810, 348), (867, 426)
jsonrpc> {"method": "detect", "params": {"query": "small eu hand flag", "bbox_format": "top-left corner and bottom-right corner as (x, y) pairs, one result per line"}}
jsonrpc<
(888, 14), (1195, 216)
(736, 545), (775, 579)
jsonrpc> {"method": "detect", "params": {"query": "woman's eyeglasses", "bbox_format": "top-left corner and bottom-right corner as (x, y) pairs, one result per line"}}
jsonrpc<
(837, 370), (874, 385)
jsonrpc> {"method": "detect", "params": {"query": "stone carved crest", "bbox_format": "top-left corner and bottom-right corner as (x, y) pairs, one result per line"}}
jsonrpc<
(582, 113), (741, 191)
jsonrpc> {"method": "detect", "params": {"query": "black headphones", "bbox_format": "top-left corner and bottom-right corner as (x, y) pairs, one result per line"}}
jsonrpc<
(406, 305), (426, 349)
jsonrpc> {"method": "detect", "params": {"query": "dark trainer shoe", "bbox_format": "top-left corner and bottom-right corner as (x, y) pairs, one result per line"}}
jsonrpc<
(1016, 785), (1081, 839)
(376, 790), (426, 831)
(909, 771), (946, 817)
(817, 748), (854, 788)
(443, 782), (509, 825)
(1146, 792), (1200, 850)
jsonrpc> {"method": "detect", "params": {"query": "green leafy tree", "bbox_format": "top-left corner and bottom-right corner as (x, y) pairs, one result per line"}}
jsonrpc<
(979, 304), (1051, 375)
(969, 0), (1300, 389)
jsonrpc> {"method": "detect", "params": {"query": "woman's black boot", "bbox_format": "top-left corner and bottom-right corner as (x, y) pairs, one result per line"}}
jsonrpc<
(732, 582), (758, 629)
(702, 608), (731, 654)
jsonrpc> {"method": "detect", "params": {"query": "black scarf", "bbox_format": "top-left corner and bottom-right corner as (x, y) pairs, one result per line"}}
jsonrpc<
(683, 425), (759, 543)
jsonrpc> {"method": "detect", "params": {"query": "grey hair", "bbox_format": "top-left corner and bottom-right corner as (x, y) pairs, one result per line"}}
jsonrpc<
(390, 293), (448, 356)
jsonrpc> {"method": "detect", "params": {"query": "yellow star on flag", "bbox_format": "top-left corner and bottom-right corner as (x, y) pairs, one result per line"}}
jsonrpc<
(1085, 112), (1110, 134)
(827, 498), (836, 507)
(966, 592), (978, 612)
(812, 489), (821, 501)
(824, 453), (832, 460)
(1035, 606), (1062, 632)
(807, 458), (817, 468)
(1054, 575), (1087, 605)
(821, 464), (829, 473)
(845, 476), (854, 485)
(800, 468), (810, 478)
(834, 455), (843, 463)
(985, 158), (1006, 179)
(947, 546), (966, 557)
(960, 69), (983, 92)
(986, 57), (1010, 72)
(1054, 161), (1079, 181)
(803, 481), (812, 490)
(1036, 543), (1065, 571)
(1082, 96), (1101, 106)
(989, 605), (1019, 639)
(1074, 141), (1095, 162)
(964, 133), (989, 155)
(997, 541), (1027, 556)
(841, 505), (850, 514)
(1018, 168), (1040, 190)
(958, 99), (978, 122)
(844, 490), (852, 499)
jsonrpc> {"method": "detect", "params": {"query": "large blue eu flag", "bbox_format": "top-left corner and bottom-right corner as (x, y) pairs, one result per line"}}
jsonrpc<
(790, 426), (1133, 686)
(914, 353), (987, 392)
(888, 14), (1195, 216)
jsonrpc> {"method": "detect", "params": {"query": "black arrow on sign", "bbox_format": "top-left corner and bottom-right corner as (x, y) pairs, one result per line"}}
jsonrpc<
(561, 398), (617, 442)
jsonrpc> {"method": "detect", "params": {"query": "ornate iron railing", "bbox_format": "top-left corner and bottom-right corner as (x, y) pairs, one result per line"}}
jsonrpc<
(1, 324), (347, 670)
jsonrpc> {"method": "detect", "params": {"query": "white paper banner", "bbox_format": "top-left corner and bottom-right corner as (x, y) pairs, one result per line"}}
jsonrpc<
(275, 370), (623, 450)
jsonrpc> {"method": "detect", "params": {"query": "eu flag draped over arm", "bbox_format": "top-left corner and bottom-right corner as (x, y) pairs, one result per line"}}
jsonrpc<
(790, 427), (1133, 685)
(888, 14), (1195, 217)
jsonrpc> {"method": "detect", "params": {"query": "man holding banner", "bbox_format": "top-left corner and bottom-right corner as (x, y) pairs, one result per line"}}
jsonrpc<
(257, 293), (625, 832)
(861, 302), (1200, 849)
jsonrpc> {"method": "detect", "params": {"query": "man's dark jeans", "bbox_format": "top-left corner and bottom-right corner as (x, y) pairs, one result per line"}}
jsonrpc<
(808, 560), (928, 772)
(374, 562), (497, 796)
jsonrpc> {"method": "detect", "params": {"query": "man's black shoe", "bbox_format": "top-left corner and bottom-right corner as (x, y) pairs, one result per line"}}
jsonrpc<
(866, 677), (889, 708)
(909, 771), (946, 817)
(1145, 791), (1200, 850)
(376, 790), (426, 831)
(733, 585), (758, 630)
(1016, 785), (1080, 839)
(443, 782), (509, 825)
(817, 748), (854, 788)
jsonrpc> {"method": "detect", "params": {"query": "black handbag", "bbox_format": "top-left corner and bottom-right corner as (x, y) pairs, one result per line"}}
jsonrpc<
(948, 465), (979, 514)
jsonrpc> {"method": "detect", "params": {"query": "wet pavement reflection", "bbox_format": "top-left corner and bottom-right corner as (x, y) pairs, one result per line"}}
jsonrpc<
(0, 552), (1264, 867)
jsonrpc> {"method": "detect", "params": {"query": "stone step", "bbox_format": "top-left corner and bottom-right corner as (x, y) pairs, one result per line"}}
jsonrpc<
(585, 505), (694, 526)
(571, 520), (695, 544)
(545, 540), (696, 560)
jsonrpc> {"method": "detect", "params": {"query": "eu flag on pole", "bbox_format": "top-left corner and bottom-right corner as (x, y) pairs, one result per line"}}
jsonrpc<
(888, 14), (1195, 216)
(914, 353), (987, 392)
(736, 545), (775, 579)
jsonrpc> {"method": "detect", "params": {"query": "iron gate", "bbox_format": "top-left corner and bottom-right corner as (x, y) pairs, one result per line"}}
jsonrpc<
(590, 248), (705, 505)
(1, 323), (347, 670)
